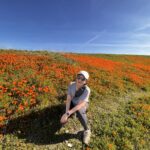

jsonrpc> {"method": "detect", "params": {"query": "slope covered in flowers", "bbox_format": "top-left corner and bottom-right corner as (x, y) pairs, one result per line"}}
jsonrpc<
(0, 50), (150, 150)
(64, 53), (150, 89)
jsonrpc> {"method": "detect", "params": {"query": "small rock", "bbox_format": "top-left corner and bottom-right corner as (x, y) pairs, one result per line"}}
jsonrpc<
(65, 130), (69, 133)
(17, 130), (21, 134)
(65, 140), (68, 143)
(67, 143), (73, 148)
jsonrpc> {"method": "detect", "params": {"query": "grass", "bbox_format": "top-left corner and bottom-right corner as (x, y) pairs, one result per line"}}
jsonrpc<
(0, 49), (150, 150)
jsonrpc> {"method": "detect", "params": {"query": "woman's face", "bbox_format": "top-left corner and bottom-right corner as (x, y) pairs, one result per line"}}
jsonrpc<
(76, 74), (87, 86)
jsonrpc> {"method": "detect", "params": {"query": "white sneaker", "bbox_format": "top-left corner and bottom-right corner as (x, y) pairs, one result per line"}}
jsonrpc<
(83, 129), (91, 145)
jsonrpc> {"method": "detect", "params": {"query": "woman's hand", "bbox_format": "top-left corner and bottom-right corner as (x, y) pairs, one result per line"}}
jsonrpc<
(60, 113), (69, 124)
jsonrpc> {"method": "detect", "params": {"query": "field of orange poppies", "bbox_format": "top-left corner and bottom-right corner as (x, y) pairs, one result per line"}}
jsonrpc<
(0, 49), (150, 150)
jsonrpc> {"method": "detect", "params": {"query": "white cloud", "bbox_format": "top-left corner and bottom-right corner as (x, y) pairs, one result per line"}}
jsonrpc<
(88, 43), (150, 48)
(135, 23), (150, 31)
(84, 30), (106, 44)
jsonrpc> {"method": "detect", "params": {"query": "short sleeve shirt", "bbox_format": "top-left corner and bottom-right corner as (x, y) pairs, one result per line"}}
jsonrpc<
(67, 81), (91, 105)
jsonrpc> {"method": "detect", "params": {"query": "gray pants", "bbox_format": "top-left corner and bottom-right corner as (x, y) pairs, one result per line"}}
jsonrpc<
(69, 101), (89, 130)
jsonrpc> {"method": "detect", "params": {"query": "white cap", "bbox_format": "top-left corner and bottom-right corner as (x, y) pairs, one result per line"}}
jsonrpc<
(77, 70), (89, 80)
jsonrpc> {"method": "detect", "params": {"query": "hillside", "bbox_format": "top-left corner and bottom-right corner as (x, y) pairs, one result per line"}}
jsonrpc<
(0, 49), (150, 150)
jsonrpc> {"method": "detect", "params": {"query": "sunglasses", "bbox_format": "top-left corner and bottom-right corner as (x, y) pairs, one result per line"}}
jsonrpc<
(76, 75), (86, 81)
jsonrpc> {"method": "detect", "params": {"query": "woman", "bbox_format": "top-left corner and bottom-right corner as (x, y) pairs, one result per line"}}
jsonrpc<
(60, 70), (91, 145)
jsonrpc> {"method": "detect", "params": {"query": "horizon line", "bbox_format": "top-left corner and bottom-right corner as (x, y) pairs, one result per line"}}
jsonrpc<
(0, 48), (150, 56)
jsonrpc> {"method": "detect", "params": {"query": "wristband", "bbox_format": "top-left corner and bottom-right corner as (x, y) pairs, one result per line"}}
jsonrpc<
(66, 112), (70, 116)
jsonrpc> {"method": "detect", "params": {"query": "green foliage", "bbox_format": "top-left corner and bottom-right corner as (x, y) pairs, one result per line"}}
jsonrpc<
(91, 96), (150, 150)
(0, 49), (150, 150)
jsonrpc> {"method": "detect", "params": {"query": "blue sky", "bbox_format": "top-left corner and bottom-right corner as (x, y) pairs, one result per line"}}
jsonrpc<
(0, 0), (150, 55)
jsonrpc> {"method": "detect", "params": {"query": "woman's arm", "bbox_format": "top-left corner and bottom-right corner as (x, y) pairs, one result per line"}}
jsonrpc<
(61, 97), (87, 124)
(68, 100), (86, 116)
(65, 94), (72, 113)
